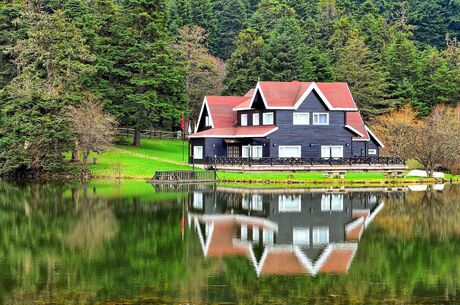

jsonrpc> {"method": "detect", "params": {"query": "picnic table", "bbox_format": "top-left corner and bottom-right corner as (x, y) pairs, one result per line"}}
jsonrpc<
(325, 171), (346, 179)
(384, 170), (404, 178)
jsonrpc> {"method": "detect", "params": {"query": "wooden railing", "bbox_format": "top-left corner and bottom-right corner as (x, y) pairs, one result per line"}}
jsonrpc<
(117, 127), (186, 139)
(152, 170), (216, 182)
(205, 156), (405, 166)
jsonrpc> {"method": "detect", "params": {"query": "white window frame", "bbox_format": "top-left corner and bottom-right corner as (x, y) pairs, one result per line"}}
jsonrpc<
(278, 195), (302, 212)
(242, 196), (249, 209)
(263, 228), (274, 245)
(262, 112), (274, 125)
(312, 227), (329, 245)
(205, 116), (210, 127)
(321, 145), (343, 158)
(241, 113), (248, 126)
(193, 145), (203, 159)
(251, 194), (263, 211)
(252, 113), (260, 126)
(241, 224), (247, 240)
(242, 146), (249, 158)
(313, 112), (329, 125)
(293, 112), (310, 125)
(193, 192), (203, 209)
(293, 227), (310, 245)
(278, 145), (301, 158)
(252, 145), (263, 159)
(368, 149), (377, 155)
(253, 226), (259, 242)
(321, 194), (344, 211)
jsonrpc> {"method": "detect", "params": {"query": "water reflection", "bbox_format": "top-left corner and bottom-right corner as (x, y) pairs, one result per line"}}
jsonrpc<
(187, 186), (399, 277)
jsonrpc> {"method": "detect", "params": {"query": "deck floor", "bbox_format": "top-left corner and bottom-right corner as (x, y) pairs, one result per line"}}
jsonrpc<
(207, 164), (408, 172)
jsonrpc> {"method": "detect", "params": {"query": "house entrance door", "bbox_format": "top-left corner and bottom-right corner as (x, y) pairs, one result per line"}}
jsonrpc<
(227, 145), (240, 158)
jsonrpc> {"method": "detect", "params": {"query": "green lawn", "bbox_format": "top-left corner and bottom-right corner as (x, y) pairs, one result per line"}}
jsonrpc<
(90, 138), (192, 179)
(89, 137), (459, 183)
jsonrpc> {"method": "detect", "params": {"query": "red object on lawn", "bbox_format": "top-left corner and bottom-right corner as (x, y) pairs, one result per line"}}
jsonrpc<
(180, 113), (185, 130)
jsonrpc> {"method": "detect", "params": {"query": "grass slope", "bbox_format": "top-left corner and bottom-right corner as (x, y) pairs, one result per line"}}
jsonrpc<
(90, 138), (459, 183)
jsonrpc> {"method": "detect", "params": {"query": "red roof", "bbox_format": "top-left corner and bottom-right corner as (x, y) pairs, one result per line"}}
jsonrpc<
(234, 81), (358, 110)
(189, 125), (278, 138)
(259, 251), (308, 276)
(320, 248), (356, 274)
(206, 96), (249, 128)
(346, 112), (369, 140)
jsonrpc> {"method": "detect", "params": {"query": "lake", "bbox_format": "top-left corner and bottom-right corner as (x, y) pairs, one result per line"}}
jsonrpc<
(0, 181), (459, 304)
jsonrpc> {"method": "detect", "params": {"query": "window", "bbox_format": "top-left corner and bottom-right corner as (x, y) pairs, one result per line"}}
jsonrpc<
(331, 194), (343, 211)
(193, 146), (203, 159)
(279, 145), (301, 158)
(293, 112), (310, 125)
(241, 224), (247, 240)
(251, 195), (263, 210)
(263, 228), (274, 244)
(242, 146), (249, 158)
(242, 145), (263, 158)
(252, 145), (263, 158)
(279, 195), (301, 212)
(313, 113), (329, 125)
(368, 149), (377, 155)
(321, 146), (343, 158)
(193, 192), (203, 209)
(321, 194), (343, 211)
(241, 114), (248, 126)
(242, 196), (249, 209)
(227, 145), (239, 158)
(253, 226), (260, 242)
(205, 116), (211, 127)
(293, 227), (310, 245)
(312, 227), (329, 245)
(263, 112), (274, 125)
(253, 113), (260, 126)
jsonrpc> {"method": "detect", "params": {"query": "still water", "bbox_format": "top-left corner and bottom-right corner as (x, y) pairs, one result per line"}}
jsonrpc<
(0, 181), (459, 305)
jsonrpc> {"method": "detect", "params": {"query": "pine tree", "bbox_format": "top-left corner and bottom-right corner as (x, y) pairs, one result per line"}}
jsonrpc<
(213, 0), (247, 59)
(261, 18), (311, 81)
(120, 0), (188, 146)
(249, 0), (295, 35)
(223, 28), (267, 95)
(334, 29), (393, 118)
(0, 3), (95, 174)
(190, 0), (218, 51)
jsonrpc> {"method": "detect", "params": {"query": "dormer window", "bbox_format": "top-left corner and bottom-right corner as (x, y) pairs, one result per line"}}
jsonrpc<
(263, 112), (274, 125)
(241, 114), (248, 126)
(313, 113), (329, 125)
(205, 116), (210, 127)
(252, 113), (259, 126)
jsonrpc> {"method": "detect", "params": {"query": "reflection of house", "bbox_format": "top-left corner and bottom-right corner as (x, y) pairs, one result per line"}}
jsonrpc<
(188, 188), (386, 276)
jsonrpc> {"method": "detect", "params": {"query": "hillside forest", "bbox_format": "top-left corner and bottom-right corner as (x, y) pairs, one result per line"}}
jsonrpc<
(0, 0), (459, 175)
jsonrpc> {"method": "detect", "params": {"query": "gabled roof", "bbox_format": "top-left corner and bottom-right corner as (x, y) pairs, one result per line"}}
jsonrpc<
(197, 96), (250, 130)
(234, 81), (358, 111)
(345, 112), (369, 140)
(189, 125), (278, 138)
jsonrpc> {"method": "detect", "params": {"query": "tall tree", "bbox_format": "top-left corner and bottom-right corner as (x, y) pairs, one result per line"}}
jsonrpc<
(213, 0), (247, 59)
(173, 25), (224, 121)
(333, 26), (393, 118)
(261, 17), (311, 81)
(190, 0), (218, 51)
(0, 2), (95, 175)
(223, 28), (267, 95)
(120, 0), (187, 146)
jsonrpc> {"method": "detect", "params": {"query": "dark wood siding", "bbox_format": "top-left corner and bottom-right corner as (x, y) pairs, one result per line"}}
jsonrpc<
(268, 91), (355, 158)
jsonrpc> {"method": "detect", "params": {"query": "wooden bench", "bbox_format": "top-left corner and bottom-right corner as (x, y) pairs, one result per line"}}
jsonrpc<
(325, 171), (346, 179)
(384, 170), (404, 178)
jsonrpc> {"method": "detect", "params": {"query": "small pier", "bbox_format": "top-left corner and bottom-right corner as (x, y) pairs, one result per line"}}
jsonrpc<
(148, 170), (217, 184)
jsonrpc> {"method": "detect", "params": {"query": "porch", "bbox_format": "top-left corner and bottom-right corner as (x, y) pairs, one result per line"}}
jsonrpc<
(203, 156), (407, 172)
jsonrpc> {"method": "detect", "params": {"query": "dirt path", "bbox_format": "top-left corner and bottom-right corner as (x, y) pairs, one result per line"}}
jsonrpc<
(111, 147), (189, 166)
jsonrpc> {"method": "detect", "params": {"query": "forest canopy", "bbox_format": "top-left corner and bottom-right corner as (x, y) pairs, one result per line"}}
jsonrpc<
(0, 0), (459, 175)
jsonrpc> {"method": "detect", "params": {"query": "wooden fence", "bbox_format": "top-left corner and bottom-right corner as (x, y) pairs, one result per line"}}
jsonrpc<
(116, 127), (187, 140)
(150, 170), (217, 183)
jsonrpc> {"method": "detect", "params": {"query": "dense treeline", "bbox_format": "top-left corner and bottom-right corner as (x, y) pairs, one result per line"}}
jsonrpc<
(0, 0), (459, 175)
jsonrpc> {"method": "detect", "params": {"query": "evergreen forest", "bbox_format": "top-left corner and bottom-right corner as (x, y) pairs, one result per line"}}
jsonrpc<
(0, 0), (459, 174)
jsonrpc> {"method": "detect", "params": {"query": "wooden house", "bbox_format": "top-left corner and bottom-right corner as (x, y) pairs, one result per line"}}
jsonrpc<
(188, 81), (384, 164)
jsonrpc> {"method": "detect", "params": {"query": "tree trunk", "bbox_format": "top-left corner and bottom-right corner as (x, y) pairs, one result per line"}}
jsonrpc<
(133, 127), (141, 147)
(82, 150), (90, 164)
(71, 141), (80, 162)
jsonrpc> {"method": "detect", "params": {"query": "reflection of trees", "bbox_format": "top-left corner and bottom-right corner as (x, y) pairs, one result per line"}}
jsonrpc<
(0, 181), (186, 304)
(375, 185), (460, 239)
(66, 200), (118, 259)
